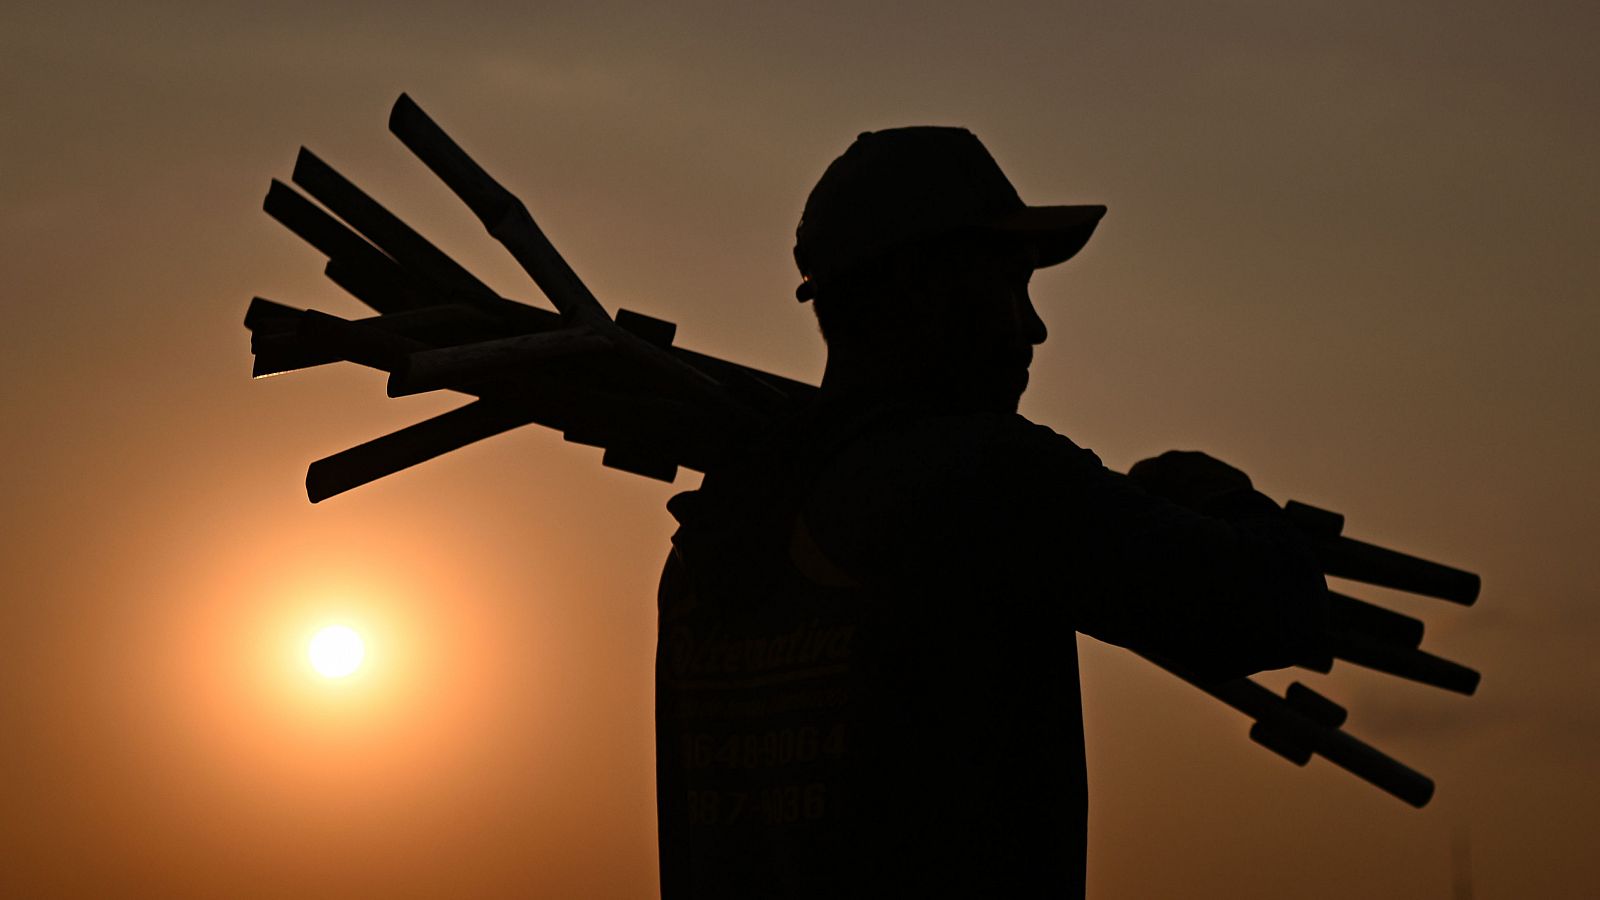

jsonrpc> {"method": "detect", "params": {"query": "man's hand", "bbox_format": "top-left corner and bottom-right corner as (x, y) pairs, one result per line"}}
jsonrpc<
(1128, 450), (1255, 510)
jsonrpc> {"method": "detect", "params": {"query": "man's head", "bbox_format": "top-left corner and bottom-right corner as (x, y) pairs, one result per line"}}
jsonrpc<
(794, 127), (1105, 412)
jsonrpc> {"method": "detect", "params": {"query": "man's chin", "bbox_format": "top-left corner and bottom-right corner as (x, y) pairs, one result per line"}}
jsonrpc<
(1004, 368), (1029, 411)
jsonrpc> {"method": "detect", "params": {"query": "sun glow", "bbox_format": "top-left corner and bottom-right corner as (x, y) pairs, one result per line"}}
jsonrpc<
(309, 625), (365, 678)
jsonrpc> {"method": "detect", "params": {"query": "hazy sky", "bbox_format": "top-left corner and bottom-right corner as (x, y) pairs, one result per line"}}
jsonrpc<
(4, 2), (1597, 897)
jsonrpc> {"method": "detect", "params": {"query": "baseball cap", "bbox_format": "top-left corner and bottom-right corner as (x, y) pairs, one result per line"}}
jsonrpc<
(793, 126), (1106, 301)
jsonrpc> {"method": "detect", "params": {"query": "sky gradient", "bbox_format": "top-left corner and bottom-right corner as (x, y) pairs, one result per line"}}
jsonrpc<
(4, 2), (1598, 897)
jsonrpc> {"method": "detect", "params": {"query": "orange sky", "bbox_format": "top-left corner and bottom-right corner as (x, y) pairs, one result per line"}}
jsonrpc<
(3, 2), (1598, 897)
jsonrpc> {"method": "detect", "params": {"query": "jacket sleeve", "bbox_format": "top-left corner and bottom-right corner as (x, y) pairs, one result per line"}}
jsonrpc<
(978, 419), (1329, 682)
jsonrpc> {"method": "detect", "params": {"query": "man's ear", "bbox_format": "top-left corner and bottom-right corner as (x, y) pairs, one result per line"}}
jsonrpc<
(901, 250), (958, 311)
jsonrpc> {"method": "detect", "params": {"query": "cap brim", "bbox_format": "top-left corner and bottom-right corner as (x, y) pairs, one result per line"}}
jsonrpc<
(985, 204), (1107, 268)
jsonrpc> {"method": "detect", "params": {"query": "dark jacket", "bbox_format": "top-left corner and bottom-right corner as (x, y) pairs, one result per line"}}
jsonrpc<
(656, 400), (1326, 898)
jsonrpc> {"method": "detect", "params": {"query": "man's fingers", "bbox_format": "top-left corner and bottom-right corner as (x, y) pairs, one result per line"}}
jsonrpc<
(1129, 450), (1254, 508)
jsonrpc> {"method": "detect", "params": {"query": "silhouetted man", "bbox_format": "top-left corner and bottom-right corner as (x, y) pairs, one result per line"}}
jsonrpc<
(655, 127), (1328, 898)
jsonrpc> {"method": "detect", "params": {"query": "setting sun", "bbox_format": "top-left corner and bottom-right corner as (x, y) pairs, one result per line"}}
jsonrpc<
(308, 625), (365, 678)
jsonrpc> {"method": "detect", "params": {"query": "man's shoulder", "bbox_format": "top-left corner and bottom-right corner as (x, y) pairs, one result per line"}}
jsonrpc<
(819, 407), (1099, 485)
(668, 402), (1104, 535)
(803, 408), (1103, 544)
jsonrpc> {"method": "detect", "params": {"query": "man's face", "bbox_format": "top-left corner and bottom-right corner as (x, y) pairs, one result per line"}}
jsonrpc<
(918, 236), (1046, 412)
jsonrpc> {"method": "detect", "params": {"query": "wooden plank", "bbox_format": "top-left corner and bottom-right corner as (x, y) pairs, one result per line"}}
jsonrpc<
(262, 180), (422, 313)
(293, 148), (500, 305)
(1329, 591), (1425, 648)
(321, 256), (432, 313)
(1142, 652), (1436, 807)
(389, 327), (613, 397)
(306, 398), (542, 502)
(1329, 633), (1481, 695)
(1314, 533), (1480, 605)
(387, 94), (609, 325)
